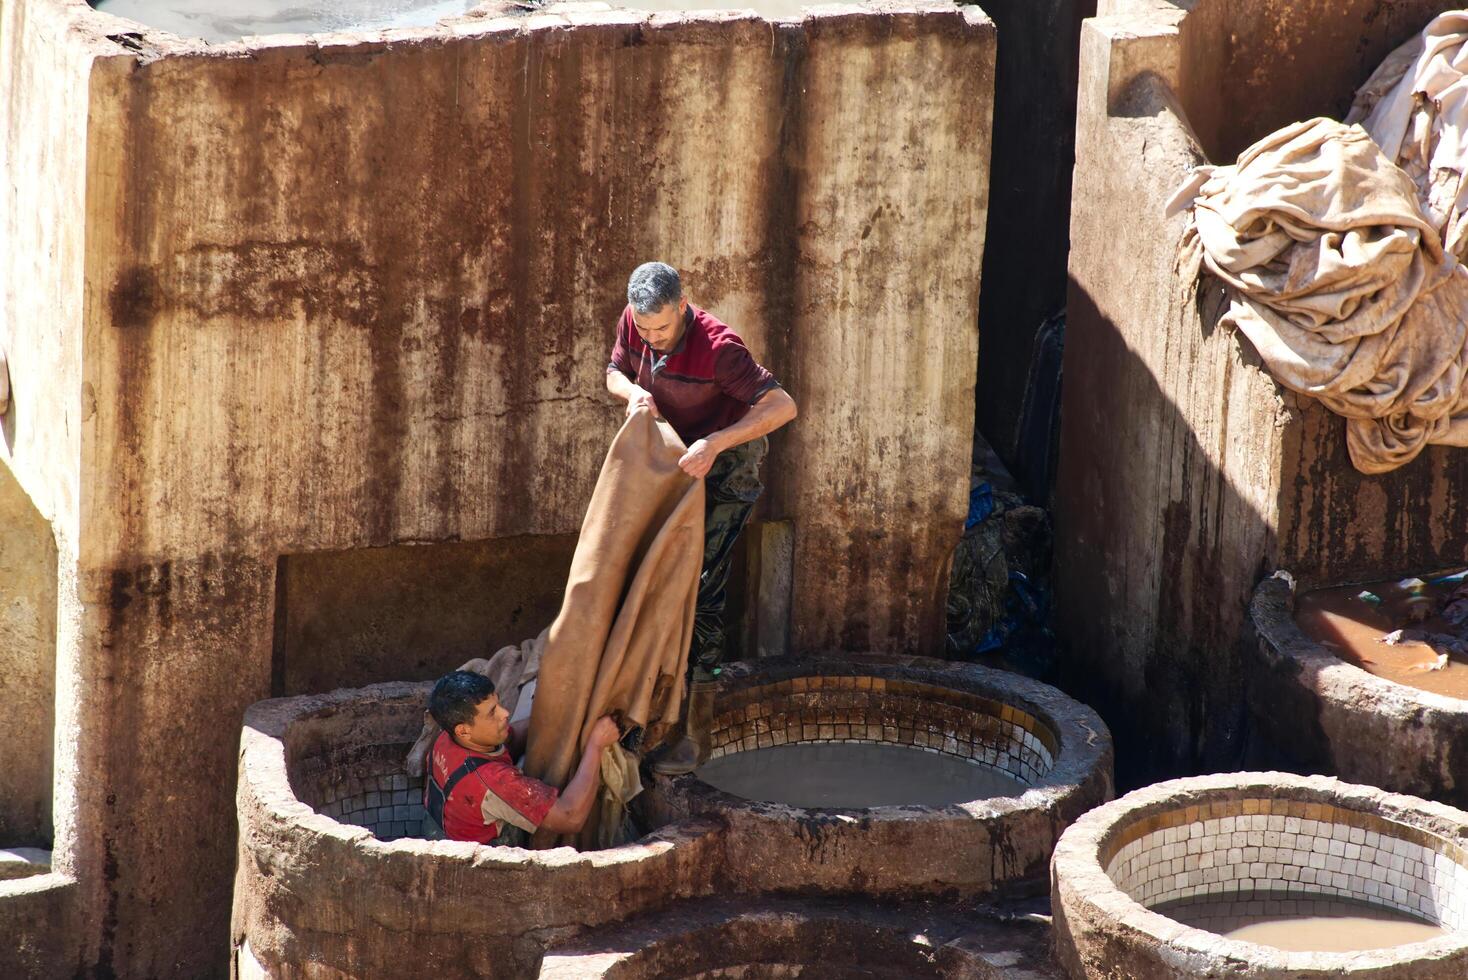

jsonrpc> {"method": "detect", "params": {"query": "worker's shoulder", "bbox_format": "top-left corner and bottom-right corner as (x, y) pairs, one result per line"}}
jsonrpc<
(690, 304), (750, 349)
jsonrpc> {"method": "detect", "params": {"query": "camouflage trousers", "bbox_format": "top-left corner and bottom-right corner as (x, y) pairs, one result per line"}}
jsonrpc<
(689, 435), (768, 678)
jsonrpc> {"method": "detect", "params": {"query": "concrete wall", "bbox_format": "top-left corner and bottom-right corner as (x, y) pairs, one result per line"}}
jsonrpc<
(1055, 0), (1468, 790)
(4, 1), (994, 975)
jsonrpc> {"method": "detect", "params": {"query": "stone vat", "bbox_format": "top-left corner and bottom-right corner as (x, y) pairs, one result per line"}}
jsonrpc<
(1246, 575), (1468, 810)
(1052, 0), (1468, 788)
(233, 657), (1110, 977)
(646, 654), (1114, 897)
(0, 1), (994, 974)
(1052, 773), (1468, 979)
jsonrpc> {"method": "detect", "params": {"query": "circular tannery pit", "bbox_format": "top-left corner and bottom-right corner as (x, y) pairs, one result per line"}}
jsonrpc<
(1248, 574), (1468, 809)
(1051, 772), (1468, 979)
(645, 654), (1114, 898)
(233, 655), (1112, 977)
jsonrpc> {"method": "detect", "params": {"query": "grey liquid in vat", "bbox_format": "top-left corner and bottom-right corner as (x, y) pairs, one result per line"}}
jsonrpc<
(1154, 891), (1449, 952)
(695, 741), (1026, 809)
(90, 0), (475, 42)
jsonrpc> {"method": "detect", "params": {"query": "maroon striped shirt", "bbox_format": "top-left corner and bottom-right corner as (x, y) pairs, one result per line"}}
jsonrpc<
(608, 303), (780, 444)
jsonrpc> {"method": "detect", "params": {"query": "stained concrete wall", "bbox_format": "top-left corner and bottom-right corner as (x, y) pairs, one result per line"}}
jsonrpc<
(1055, 0), (1468, 790)
(4, 1), (994, 975)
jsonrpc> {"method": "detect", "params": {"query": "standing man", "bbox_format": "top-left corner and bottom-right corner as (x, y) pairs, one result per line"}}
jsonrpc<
(606, 262), (797, 774)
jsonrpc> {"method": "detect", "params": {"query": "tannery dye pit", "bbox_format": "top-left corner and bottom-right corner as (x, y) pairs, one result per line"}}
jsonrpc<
(1294, 571), (1468, 700)
(695, 741), (1026, 809)
(1153, 892), (1449, 952)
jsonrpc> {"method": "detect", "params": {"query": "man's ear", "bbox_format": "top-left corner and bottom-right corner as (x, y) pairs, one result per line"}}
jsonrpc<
(453, 722), (472, 742)
(678, 295), (688, 316)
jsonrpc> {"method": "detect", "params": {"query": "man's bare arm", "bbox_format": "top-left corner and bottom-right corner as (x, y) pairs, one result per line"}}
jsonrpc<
(606, 368), (658, 417)
(538, 716), (620, 834)
(678, 388), (797, 479)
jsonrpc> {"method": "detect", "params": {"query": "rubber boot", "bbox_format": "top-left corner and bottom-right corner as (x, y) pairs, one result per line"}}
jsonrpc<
(652, 678), (717, 775)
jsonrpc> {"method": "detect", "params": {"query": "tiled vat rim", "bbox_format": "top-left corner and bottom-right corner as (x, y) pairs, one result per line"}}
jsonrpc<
(1056, 773), (1468, 967)
(294, 743), (425, 842)
(710, 674), (1057, 787)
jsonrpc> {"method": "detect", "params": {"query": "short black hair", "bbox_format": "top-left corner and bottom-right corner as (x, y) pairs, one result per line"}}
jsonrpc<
(428, 671), (496, 732)
(627, 262), (682, 315)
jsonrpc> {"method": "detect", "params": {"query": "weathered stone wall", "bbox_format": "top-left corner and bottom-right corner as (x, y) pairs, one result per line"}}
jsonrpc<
(4, 2), (994, 976)
(1055, 0), (1468, 790)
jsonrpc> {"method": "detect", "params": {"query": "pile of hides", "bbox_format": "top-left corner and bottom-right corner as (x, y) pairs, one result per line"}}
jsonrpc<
(1173, 10), (1468, 474)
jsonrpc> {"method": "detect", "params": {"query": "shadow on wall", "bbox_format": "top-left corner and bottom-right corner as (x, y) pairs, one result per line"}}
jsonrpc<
(1054, 282), (1271, 792)
(0, 460), (57, 847)
(271, 534), (578, 696)
(968, 0), (1094, 484)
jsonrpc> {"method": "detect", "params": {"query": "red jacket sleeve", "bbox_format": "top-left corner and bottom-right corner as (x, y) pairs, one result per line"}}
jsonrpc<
(713, 338), (780, 404)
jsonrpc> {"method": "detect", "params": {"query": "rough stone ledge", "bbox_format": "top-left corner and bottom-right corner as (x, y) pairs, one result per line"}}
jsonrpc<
(76, 0), (991, 62)
(0, 848), (52, 881)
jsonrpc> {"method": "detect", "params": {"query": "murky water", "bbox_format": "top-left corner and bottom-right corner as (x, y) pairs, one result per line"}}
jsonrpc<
(695, 741), (1026, 809)
(1294, 569), (1468, 700)
(1155, 893), (1448, 952)
(90, 0), (476, 42)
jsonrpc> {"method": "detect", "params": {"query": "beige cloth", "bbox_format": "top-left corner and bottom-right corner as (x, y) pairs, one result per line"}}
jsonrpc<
(1350, 11), (1468, 259)
(594, 744), (644, 850)
(525, 407), (703, 849)
(1177, 116), (1468, 473)
(404, 630), (546, 779)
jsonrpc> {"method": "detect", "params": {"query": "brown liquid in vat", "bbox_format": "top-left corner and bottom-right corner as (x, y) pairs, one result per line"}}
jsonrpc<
(1155, 893), (1449, 952)
(695, 741), (1027, 809)
(1293, 570), (1468, 700)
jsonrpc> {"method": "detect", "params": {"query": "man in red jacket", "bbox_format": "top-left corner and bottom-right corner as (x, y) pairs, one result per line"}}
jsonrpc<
(606, 262), (798, 774)
(423, 671), (620, 845)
